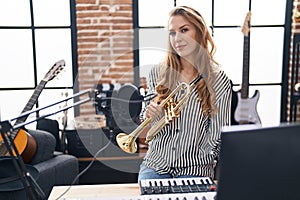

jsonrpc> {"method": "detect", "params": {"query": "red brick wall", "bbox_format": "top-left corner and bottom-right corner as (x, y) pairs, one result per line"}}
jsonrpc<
(76, 0), (134, 115)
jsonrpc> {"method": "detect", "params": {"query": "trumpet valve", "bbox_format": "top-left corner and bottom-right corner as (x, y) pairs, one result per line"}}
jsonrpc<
(170, 101), (178, 119)
(164, 103), (170, 124)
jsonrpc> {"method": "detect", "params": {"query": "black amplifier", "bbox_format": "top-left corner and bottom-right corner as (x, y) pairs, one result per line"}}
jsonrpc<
(65, 127), (139, 158)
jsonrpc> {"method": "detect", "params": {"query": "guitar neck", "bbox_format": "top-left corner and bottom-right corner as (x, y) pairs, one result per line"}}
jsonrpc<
(13, 80), (47, 132)
(241, 35), (250, 99)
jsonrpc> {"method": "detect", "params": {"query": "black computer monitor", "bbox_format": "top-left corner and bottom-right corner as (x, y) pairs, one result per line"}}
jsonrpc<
(216, 123), (300, 200)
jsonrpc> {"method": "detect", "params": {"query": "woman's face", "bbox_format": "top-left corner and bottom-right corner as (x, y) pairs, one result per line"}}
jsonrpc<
(168, 15), (198, 60)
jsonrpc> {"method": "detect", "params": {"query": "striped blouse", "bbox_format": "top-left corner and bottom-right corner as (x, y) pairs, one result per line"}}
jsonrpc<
(142, 64), (232, 179)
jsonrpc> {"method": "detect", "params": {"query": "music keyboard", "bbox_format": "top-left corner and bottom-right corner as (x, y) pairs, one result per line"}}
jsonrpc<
(139, 177), (216, 195)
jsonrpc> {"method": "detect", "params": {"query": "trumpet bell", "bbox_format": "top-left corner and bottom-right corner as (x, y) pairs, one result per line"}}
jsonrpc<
(116, 133), (137, 154)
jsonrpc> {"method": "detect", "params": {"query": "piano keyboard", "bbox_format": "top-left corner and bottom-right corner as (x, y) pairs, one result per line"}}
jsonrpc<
(139, 177), (216, 195)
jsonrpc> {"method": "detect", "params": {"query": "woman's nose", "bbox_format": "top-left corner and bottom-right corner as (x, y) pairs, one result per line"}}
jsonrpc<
(174, 32), (183, 42)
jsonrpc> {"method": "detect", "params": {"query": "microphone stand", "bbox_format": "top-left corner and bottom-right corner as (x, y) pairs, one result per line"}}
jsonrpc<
(0, 89), (96, 200)
(0, 121), (45, 200)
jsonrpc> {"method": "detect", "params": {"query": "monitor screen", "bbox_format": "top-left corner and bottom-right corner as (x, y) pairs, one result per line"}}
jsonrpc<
(216, 123), (300, 200)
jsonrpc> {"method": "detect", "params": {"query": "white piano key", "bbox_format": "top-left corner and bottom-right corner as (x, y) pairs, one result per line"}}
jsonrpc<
(140, 179), (150, 187)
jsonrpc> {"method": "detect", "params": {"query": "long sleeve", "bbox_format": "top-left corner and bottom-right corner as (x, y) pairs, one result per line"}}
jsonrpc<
(139, 64), (160, 122)
(207, 70), (232, 158)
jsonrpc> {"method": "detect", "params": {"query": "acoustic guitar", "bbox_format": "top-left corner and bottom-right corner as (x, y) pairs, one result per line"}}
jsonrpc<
(233, 12), (261, 125)
(0, 60), (65, 163)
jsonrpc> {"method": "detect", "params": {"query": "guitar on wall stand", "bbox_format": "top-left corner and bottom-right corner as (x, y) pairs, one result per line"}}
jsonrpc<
(232, 11), (261, 125)
(0, 59), (65, 163)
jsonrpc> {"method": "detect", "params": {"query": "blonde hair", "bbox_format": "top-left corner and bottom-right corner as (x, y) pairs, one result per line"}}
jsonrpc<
(156, 6), (219, 116)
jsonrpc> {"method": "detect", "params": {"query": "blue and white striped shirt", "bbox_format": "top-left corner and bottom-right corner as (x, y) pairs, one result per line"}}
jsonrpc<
(142, 64), (232, 178)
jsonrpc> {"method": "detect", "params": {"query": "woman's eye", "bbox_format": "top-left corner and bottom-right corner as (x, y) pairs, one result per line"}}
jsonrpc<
(169, 31), (176, 37)
(181, 28), (188, 33)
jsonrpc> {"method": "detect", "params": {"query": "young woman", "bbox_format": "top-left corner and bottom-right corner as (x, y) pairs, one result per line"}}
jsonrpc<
(138, 6), (232, 180)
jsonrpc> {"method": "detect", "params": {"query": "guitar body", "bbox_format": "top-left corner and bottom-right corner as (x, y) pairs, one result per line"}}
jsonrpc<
(0, 60), (65, 163)
(234, 90), (261, 124)
(0, 129), (37, 163)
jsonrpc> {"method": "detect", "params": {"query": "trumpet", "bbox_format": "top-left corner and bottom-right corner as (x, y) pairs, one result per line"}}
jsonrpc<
(116, 74), (204, 154)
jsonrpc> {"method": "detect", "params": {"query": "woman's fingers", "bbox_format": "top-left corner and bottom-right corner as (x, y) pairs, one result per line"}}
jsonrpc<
(146, 102), (162, 118)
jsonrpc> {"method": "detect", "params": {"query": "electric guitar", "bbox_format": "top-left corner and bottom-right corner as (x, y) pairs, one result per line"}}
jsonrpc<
(233, 12), (261, 125)
(0, 59), (65, 163)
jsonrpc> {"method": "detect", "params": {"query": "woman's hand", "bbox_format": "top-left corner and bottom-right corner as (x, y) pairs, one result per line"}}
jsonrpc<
(145, 101), (163, 119)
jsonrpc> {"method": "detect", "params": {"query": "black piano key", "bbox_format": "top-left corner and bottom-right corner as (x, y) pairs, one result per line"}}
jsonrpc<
(159, 181), (163, 186)
(173, 180), (177, 186)
(192, 179), (197, 185)
(205, 178), (210, 184)
(187, 179), (191, 185)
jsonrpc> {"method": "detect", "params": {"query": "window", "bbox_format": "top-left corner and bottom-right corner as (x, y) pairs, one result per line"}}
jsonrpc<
(0, 0), (77, 130)
(135, 0), (288, 126)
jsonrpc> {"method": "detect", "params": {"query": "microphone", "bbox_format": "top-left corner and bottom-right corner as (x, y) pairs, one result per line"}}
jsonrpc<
(295, 83), (300, 92)
(94, 83), (157, 131)
(94, 87), (156, 105)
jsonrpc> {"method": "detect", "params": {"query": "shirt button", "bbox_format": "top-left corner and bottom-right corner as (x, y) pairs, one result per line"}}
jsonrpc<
(175, 129), (180, 133)
(172, 147), (176, 151)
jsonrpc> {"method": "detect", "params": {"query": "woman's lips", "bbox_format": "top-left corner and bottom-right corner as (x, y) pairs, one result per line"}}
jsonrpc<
(176, 45), (186, 51)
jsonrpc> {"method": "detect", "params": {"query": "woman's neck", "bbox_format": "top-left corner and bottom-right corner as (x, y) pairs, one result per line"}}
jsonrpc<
(180, 60), (198, 83)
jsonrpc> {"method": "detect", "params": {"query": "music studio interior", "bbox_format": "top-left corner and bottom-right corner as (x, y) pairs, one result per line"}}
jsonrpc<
(1, 0), (300, 200)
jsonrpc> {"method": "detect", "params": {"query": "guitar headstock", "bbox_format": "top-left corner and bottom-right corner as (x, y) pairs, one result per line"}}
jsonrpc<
(241, 11), (251, 37)
(43, 59), (66, 82)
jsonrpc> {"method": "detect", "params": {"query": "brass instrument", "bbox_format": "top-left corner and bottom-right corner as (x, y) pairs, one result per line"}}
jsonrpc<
(116, 74), (203, 154)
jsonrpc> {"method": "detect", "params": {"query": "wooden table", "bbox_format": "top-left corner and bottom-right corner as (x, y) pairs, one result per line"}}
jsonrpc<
(48, 183), (140, 200)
